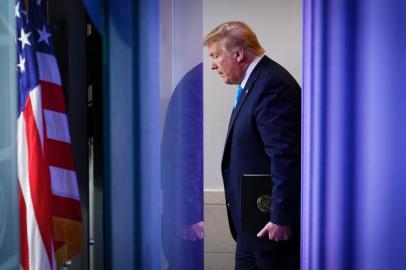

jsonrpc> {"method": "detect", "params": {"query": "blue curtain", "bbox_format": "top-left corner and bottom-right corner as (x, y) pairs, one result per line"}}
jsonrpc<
(81, 0), (102, 33)
(100, 0), (161, 269)
(302, 0), (406, 270)
(86, 0), (203, 268)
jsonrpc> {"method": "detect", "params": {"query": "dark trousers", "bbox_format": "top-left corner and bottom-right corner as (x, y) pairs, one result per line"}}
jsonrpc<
(235, 236), (300, 270)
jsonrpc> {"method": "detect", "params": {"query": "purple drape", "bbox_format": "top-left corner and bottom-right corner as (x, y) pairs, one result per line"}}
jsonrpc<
(302, 1), (406, 270)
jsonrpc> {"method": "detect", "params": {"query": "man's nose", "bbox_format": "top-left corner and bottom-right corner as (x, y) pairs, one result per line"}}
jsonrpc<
(211, 62), (218, 70)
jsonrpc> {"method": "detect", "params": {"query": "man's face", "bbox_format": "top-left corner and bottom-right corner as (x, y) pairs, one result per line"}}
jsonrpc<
(208, 42), (243, 85)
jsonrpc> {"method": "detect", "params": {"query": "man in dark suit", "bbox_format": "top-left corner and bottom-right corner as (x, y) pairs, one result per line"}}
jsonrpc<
(161, 63), (204, 270)
(204, 21), (301, 270)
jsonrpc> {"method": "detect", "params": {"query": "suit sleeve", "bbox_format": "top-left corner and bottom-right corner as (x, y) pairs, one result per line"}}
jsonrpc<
(254, 80), (301, 225)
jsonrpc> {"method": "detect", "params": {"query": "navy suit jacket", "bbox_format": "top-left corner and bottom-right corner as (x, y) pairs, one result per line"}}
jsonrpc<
(161, 64), (203, 268)
(221, 56), (301, 251)
(161, 63), (203, 226)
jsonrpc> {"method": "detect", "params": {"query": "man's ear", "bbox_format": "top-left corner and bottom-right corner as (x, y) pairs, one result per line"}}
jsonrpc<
(235, 47), (244, 63)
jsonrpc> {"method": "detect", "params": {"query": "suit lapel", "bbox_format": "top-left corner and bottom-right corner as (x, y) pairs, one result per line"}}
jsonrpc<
(225, 57), (266, 140)
(226, 86), (250, 137)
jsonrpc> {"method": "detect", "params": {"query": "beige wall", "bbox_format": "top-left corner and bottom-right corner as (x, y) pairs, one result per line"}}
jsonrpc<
(204, 190), (236, 269)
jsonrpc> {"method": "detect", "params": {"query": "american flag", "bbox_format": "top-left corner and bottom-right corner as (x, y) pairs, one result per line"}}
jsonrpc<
(16, 0), (84, 269)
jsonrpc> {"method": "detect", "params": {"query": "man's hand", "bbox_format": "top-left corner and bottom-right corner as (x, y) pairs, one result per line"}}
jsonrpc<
(257, 221), (292, 241)
(180, 221), (205, 241)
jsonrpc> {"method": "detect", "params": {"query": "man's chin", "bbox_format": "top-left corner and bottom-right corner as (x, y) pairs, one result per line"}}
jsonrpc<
(223, 78), (232, 84)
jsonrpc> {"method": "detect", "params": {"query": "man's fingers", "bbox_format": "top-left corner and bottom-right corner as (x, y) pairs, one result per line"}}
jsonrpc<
(268, 230), (274, 240)
(275, 227), (292, 241)
(257, 227), (267, 237)
(190, 234), (197, 241)
(271, 229), (279, 241)
(194, 226), (204, 240)
(257, 223), (293, 241)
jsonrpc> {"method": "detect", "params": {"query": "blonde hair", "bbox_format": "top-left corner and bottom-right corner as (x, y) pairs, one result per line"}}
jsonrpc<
(203, 21), (265, 56)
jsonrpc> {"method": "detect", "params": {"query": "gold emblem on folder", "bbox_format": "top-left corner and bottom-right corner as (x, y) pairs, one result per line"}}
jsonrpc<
(257, 194), (272, 213)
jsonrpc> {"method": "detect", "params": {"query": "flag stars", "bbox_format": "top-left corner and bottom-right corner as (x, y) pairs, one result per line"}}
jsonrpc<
(37, 25), (51, 45)
(17, 55), (26, 74)
(15, 2), (21, 18)
(18, 28), (32, 49)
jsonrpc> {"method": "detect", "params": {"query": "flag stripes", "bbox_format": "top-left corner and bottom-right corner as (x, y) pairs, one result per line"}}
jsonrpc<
(23, 97), (54, 269)
(19, 186), (29, 270)
(41, 82), (66, 112)
(28, 86), (44, 149)
(44, 110), (71, 143)
(51, 196), (83, 221)
(17, 112), (53, 270)
(16, 0), (84, 268)
(45, 139), (76, 170)
(49, 166), (80, 200)
(37, 52), (61, 85)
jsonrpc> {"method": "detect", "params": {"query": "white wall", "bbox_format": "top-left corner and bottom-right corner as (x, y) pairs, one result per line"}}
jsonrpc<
(203, 0), (302, 190)
(160, 0), (203, 136)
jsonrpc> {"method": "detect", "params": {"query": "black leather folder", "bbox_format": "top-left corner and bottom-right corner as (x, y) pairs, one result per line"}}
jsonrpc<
(240, 174), (272, 234)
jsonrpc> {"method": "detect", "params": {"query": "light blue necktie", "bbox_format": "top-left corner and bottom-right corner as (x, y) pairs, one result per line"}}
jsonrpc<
(233, 85), (244, 108)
